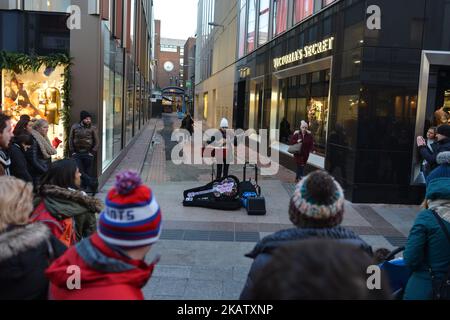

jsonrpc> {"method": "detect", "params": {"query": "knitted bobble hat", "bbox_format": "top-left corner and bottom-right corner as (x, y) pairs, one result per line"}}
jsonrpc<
(289, 171), (345, 226)
(98, 171), (162, 248)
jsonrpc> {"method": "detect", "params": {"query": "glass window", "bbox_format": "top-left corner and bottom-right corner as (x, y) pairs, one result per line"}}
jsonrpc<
(322, 0), (336, 7)
(258, 0), (270, 46)
(278, 69), (330, 155)
(24, 0), (70, 12)
(203, 93), (208, 120)
(102, 24), (124, 171)
(126, 56), (135, 144)
(247, 0), (256, 52)
(294, 0), (313, 23)
(238, 0), (247, 58)
(273, 0), (288, 36)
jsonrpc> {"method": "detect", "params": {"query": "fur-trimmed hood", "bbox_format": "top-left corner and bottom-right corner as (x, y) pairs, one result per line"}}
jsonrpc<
(39, 185), (103, 213)
(0, 223), (50, 263)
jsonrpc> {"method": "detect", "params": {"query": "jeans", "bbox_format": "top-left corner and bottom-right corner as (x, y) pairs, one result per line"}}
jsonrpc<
(296, 165), (304, 181)
(74, 152), (95, 189)
(216, 163), (230, 180)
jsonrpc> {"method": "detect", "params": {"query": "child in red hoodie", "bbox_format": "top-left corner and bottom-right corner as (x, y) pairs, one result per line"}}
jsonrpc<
(45, 171), (162, 300)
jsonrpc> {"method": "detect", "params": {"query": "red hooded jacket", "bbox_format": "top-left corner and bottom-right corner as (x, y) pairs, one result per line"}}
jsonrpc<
(45, 233), (156, 300)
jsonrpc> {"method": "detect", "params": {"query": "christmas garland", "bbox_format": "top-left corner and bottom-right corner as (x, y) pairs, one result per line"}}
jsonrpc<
(0, 51), (73, 157)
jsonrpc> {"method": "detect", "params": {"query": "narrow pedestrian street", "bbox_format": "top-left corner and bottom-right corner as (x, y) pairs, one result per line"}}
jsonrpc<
(97, 115), (420, 300)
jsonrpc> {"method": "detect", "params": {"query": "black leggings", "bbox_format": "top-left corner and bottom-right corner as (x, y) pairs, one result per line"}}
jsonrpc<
(216, 163), (230, 180)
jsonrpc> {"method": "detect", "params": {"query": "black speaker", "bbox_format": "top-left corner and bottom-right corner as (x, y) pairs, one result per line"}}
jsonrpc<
(246, 197), (266, 216)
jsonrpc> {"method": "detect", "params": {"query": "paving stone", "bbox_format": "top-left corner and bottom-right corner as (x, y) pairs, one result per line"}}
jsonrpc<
(190, 266), (233, 281)
(152, 265), (191, 279)
(151, 278), (189, 297)
(222, 280), (245, 300)
(184, 279), (223, 300)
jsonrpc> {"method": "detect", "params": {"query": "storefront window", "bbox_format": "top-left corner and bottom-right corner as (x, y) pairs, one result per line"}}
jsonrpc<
(134, 71), (141, 132)
(258, 0), (270, 46)
(1, 66), (66, 159)
(24, 0), (70, 12)
(273, 0), (288, 36)
(322, 0), (336, 7)
(102, 24), (124, 171)
(294, 0), (313, 24)
(238, 0), (247, 57)
(247, 0), (256, 52)
(203, 92), (208, 120)
(278, 69), (330, 155)
(125, 56), (135, 145)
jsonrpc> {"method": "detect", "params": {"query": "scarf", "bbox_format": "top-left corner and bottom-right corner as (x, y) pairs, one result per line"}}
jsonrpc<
(31, 129), (57, 159)
(0, 149), (11, 176)
(428, 199), (450, 224)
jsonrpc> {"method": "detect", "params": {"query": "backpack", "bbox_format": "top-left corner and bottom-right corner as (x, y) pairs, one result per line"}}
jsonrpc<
(30, 202), (76, 248)
(429, 211), (450, 300)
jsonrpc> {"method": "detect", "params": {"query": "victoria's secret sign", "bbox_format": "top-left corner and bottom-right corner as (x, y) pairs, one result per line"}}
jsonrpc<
(273, 37), (335, 69)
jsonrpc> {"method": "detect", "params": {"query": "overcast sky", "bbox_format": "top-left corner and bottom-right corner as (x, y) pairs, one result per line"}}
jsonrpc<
(153, 0), (198, 40)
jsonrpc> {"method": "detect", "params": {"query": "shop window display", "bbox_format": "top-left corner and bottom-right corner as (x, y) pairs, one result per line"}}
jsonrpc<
(277, 69), (330, 155)
(2, 66), (66, 159)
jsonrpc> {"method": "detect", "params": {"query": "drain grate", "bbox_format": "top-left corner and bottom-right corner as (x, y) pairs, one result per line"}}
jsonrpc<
(159, 229), (260, 243)
(235, 232), (260, 242)
(385, 236), (408, 248)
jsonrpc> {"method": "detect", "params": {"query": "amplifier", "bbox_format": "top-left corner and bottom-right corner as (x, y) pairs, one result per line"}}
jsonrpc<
(246, 197), (266, 216)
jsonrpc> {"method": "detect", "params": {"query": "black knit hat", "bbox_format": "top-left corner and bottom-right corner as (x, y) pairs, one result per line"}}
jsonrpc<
(437, 124), (450, 138)
(80, 111), (92, 122)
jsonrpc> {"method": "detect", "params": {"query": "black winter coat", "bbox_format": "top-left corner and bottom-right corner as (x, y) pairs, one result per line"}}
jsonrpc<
(239, 226), (373, 300)
(419, 138), (450, 172)
(9, 143), (33, 183)
(26, 137), (50, 186)
(0, 223), (66, 300)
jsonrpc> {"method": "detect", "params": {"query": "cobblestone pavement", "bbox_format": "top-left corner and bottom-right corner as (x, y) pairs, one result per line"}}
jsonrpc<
(98, 113), (420, 300)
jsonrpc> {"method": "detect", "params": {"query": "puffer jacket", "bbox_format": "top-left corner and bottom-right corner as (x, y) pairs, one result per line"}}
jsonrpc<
(403, 178), (450, 300)
(0, 223), (66, 300)
(239, 226), (373, 300)
(69, 123), (99, 154)
(32, 185), (103, 245)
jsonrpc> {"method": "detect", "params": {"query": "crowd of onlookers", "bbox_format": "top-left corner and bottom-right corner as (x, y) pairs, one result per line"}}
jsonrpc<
(0, 110), (449, 300)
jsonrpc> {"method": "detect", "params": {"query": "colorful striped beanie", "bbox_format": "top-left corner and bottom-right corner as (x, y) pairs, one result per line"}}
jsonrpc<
(98, 171), (162, 248)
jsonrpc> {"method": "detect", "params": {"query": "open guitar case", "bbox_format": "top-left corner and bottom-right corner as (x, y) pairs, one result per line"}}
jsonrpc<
(183, 175), (242, 210)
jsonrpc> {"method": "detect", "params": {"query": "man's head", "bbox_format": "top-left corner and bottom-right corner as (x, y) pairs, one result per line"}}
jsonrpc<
(436, 124), (450, 141)
(249, 239), (392, 300)
(80, 111), (92, 126)
(427, 127), (437, 141)
(0, 113), (12, 149)
(289, 170), (345, 228)
(98, 171), (162, 259)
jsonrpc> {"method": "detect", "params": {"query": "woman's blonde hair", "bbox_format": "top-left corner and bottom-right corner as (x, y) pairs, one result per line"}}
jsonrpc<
(32, 119), (49, 131)
(0, 176), (34, 233)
